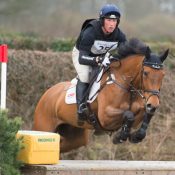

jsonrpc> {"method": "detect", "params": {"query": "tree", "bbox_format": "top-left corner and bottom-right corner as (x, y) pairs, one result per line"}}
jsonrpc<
(0, 110), (23, 175)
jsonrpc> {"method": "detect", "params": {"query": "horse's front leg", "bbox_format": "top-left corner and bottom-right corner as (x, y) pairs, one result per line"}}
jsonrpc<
(129, 112), (153, 143)
(113, 110), (134, 144)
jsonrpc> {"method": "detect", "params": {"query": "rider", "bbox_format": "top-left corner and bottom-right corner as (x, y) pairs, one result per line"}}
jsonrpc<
(72, 4), (127, 122)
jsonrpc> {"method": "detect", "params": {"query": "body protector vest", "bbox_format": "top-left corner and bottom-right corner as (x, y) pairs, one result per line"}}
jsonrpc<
(76, 19), (126, 57)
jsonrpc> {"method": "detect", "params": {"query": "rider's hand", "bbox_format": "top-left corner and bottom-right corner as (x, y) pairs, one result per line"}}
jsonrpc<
(101, 56), (110, 67)
(96, 52), (111, 67)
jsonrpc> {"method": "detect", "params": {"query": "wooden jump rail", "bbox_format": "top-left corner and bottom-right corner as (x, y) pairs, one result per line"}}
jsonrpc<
(21, 160), (175, 175)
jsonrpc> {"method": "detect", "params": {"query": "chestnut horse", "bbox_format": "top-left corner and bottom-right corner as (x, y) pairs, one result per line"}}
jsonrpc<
(113, 45), (169, 144)
(33, 39), (168, 152)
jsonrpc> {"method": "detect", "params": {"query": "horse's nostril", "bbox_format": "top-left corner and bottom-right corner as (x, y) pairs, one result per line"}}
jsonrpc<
(146, 104), (151, 108)
(146, 104), (157, 114)
(150, 107), (156, 113)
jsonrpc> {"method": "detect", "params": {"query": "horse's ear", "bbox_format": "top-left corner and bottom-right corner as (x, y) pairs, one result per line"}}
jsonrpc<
(145, 47), (151, 59)
(160, 49), (169, 63)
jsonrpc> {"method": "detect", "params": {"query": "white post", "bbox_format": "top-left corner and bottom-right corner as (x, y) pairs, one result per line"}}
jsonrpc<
(1, 62), (7, 109)
(0, 44), (8, 110)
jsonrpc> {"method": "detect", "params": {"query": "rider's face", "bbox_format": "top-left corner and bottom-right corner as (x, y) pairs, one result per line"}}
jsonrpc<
(103, 18), (118, 34)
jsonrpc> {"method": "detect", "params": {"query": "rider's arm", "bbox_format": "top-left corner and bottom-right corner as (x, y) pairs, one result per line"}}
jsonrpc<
(78, 27), (101, 66)
(79, 50), (102, 66)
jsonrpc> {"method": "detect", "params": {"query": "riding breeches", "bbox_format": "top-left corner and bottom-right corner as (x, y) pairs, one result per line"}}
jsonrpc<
(72, 47), (91, 83)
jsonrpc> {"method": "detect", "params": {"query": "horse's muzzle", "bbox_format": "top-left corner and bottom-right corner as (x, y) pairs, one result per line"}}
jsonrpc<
(145, 103), (158, 115)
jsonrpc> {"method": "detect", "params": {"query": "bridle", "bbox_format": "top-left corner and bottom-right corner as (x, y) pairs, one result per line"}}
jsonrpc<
(129, 60), (164, 104)
(100, 58), (164, 105)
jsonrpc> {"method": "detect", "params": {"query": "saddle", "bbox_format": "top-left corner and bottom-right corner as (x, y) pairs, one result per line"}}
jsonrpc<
(65, 67), (104, 129)
(65, 67), (103, 105)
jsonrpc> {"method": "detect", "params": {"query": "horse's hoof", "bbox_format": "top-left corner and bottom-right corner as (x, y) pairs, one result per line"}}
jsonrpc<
(129, 135), (141, 143)
(129, 131), (146, 143)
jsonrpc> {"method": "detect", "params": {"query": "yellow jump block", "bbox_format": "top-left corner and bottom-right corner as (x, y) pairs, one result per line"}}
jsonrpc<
(16, 130), (60, 165)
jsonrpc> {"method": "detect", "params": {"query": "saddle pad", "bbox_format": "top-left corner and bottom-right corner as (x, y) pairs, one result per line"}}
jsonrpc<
(65, 69), (103, 104)
(65, 78), (77, 104)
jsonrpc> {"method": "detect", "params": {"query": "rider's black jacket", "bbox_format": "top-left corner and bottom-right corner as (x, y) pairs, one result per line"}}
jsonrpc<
(75, 19), (127, 66)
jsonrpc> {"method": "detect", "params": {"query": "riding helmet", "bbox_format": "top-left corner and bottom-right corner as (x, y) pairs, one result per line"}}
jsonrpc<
(99, 4), (121, 19)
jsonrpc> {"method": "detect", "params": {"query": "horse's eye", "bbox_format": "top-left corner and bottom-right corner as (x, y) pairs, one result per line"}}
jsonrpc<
(143, 71), (149, 76)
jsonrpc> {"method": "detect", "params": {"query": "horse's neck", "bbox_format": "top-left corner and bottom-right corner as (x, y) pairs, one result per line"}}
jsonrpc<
(122, 55), (143, 72)
(125, 55), (144, 89)
(123, 55), (144, 88)
(112, 55), (144, 80)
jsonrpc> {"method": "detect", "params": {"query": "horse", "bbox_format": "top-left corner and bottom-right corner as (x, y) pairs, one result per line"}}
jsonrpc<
(112, 45), (169, 144)
(33, 38), (169, 153)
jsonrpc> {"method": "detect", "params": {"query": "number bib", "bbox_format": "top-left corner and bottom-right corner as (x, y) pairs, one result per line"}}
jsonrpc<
(91, 40), (118, 54)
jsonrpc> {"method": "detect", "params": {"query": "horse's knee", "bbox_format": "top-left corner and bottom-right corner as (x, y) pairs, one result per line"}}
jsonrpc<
(112, 111), (135, 144)
(123, 110), (134, 121)
(123, 110), (134, 127)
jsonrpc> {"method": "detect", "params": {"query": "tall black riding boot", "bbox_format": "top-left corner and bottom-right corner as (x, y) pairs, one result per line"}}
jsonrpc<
(76, 80), (89, 121)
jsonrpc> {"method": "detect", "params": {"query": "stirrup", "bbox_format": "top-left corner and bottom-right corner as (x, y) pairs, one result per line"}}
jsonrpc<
(77, 103), (88, 121)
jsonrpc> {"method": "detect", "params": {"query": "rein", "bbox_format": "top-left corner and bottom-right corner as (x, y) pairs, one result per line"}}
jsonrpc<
(98, 59), (163, 108)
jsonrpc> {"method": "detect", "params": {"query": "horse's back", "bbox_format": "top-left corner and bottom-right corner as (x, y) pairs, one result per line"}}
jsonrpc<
(33, 81), (71, 131)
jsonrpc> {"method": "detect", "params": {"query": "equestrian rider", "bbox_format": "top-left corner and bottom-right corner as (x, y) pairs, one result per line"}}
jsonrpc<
(72, 4), (127, 122)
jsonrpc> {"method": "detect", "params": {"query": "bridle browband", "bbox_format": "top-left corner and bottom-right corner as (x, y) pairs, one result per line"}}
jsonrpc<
(143, 62), (163, 69)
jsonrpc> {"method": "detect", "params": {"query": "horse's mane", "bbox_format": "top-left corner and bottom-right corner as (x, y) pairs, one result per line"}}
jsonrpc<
(116, 38), (148, 59)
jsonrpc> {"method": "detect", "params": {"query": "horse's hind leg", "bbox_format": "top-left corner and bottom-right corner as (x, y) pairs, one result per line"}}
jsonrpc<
(55, 124), (90, 153)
